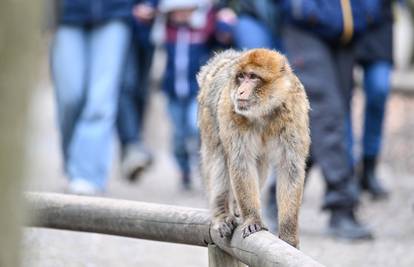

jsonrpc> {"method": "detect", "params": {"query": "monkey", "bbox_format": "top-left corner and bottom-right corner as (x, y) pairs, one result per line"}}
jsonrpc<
(196, 48), (310, 248)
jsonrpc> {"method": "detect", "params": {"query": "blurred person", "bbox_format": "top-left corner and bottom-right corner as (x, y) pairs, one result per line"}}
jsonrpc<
(51, 0), (132, 195)
(408, 0), (414, 65)
(281, 0), (383, 240)
(117, 1), (158, 182)
(156, 0), (231, 190)
(216, 0), (283, 50)
(350, 0), (395, 199)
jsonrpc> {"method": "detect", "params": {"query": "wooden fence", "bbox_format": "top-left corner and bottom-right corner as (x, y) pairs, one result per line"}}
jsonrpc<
(25, 192), (324, 267)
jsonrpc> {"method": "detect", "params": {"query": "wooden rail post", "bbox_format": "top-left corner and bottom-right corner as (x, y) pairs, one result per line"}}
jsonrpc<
(25, 192), (325, 267)
(208, 244), (245, 267)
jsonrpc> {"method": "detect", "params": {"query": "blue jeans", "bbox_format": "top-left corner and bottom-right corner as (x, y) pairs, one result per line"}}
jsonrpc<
(362, 61), (391, 157)
(348, 61), (391, 161)
(117, 39), (154, 147)
(233, 15), (282, 50)
(51, 20), (130, 189)
(168, 97), (198, 174)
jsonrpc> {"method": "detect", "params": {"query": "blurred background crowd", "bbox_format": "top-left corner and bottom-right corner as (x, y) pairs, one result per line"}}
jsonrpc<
(9, 0), (414, 266)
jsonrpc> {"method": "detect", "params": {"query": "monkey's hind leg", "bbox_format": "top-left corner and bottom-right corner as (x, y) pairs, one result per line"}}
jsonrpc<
(275, 146), (306, 248)
(203, 146), (238, 238)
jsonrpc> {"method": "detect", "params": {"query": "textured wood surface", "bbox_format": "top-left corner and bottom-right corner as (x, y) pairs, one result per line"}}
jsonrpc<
(208, 244), (245, 267)
(27, 192), (212, 247)
(26, 192), (324, 267)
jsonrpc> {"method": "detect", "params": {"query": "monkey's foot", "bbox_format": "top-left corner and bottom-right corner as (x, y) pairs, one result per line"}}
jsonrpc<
(212, 216), (238, 238)
(242, 221), (268, 238)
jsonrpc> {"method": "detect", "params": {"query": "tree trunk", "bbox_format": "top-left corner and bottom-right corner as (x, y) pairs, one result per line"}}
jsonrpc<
(0, 1), (41, 266)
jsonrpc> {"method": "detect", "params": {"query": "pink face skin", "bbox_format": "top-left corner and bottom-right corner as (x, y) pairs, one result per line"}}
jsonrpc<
(234, 71), (262, 110)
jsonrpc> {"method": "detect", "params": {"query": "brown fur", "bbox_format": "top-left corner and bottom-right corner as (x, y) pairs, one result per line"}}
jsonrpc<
(197, 48), (310, 248)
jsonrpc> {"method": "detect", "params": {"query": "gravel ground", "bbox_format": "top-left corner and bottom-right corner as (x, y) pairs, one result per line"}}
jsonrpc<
(21, 70), (414, 267)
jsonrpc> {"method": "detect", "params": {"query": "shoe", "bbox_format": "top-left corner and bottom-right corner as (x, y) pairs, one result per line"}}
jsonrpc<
(360, 156), (389, 200)
(121, 143), (153, 182)
(67, 179), (100, 196)
(328, 209), (374, 240)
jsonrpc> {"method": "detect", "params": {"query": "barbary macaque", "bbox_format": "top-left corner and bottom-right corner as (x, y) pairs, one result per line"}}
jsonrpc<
(197, 48), (310, 248)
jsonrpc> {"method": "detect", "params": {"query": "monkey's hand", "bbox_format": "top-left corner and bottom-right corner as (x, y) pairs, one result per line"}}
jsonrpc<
(212, 215), (238, 238)
(241, 219), (268, 238)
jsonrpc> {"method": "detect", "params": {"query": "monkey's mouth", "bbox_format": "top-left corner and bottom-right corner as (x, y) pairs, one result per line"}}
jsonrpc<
(236, 99), (251, 110)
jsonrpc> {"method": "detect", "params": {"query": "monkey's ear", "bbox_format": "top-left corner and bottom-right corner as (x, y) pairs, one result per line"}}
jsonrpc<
(281, 57), (293, 74)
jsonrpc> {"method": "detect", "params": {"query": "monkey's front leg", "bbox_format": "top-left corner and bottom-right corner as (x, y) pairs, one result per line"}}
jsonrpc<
(206, 150), (238, 238)
(228, 152), (267, 238)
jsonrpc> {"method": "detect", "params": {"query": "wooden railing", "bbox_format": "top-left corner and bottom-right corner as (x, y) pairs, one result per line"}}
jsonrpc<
(25, 192), (324, 267)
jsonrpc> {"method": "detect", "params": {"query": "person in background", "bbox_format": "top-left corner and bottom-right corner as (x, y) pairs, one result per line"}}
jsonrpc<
(117, 0), (158, 182)
(156, 0), (232, 190)
(51, 0), (132, 195)
(216, 0), (282, 50)
(408, 0), (414, 66)
(350, 0), (394, 199)
(281, 0), (383, 240)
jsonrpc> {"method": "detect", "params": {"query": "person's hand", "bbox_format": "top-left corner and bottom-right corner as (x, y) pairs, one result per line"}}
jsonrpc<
(216, 8), (237, 25)
(133, 3), (156, 23)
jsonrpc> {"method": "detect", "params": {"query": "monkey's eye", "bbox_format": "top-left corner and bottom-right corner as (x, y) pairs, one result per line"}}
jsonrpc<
(236, 72), (245, 81)
(249, 73), (259, 80)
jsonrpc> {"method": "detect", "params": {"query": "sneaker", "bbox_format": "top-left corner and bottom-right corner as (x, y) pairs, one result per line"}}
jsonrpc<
(67, 179), (100, 196)
(327, 209), (374, 240)
(121, 143), (153, 182)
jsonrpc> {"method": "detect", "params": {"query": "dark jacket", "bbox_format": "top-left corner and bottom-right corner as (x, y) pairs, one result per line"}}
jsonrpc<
(218, 0), (282, 34)
(355, 0), (393, 64)
(282, 0), (384, 43)
(131, 0), (159, 45)
(59, 0), (133, 25)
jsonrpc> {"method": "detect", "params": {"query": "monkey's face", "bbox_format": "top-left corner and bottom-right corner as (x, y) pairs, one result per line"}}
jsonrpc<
(233, 71), (262, 112)
(231, 49), (292, 118)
